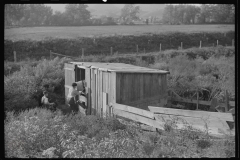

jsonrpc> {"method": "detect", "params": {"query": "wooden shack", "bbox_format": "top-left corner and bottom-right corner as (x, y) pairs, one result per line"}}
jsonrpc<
(64, 62), (170, 117)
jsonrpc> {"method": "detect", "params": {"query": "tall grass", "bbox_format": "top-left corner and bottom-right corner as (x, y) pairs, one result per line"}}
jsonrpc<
(4, 107), (235, 158)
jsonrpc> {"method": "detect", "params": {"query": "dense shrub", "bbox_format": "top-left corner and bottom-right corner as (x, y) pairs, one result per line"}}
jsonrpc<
(4, 109), (128, 158)
(4, 57), (72, 112)
(5, 107), (235, 158)
(4, 31), (234, 61)
(149, 50), (235, 103)
(197, 139), (212, 149)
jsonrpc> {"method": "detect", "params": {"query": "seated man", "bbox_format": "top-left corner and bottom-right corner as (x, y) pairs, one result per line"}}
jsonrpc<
(41, 91), (56, 111)
(35, 84), (50, 107)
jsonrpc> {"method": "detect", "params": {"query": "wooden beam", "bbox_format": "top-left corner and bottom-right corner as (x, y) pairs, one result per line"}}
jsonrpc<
(154, 114), (228, 136)
(140, 124), (156, 132)
(171, 97), (211, 106)
(112, 103), (155, 119)
(113, 108), (164, 130)
(100, 71), (103, 117)
(124, 95), (162, 107)
(106, 73), (110, 117)
(148, 106), (234, 122)
(225, 90), (229, 111)
(111, 72), (116, 117)
(171, 96), (235, 107)
(103, 92), (107, 118)
(109, 70), (170, 74)
(154, 114), (230, 133)
(196, 89), (199, 110)
(97, 70), (100, 116)
(229, 101), (235, 107)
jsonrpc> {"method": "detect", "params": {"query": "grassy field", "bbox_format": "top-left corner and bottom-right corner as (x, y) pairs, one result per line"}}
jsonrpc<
(4, 25), (234, 41)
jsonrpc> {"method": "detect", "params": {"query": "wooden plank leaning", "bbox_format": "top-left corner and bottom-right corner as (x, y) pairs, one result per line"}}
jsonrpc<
(112, 103), (155, 119)
(148, 106), (234, 136)
(113, 108), (164, 130)
(148, 106), (234, 122)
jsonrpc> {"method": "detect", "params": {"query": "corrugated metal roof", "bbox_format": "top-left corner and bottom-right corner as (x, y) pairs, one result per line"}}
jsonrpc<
(70, 62), (170, 74)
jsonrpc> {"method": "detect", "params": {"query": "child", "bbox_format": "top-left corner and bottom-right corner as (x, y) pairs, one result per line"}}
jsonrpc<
(41, 91), (56, 111)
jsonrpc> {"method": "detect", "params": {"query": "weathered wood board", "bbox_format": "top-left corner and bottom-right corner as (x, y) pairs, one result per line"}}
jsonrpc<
(149, 106), (235, 136)
(112, 103), (155, 119)
(113, 108), (164, 130)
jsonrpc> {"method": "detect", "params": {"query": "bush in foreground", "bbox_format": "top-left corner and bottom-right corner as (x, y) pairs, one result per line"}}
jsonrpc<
(4, 57), (72, 112)
(5, 108), (235, 158)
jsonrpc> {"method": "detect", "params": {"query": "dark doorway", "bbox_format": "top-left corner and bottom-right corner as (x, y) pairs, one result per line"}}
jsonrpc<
(76, 67), (85, 81)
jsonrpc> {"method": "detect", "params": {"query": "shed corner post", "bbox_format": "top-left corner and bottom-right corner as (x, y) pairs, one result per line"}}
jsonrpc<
(110, 72), (117, 117)
(225, 90), (229, 112)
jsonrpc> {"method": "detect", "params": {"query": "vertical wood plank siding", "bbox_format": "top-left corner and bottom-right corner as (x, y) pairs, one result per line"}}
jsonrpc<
(85, 67), (91, 114)
(65, 70), (74, 86)
(64, 63), (75, 104)
(116, 73), (167, 110)
(106, 72), (110, 116)
(99, 71), (103, 117)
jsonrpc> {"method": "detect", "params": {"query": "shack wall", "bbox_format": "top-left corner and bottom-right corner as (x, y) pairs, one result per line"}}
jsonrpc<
(64, 62), (169, 116)
(90, 69), (115, 117)
(64, 63), (75, 104)
(116, 73), (168, 110)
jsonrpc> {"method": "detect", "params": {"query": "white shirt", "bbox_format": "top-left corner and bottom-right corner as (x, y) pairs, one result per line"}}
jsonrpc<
(67, 88), (73, 100)
(41, 95), (49, 105)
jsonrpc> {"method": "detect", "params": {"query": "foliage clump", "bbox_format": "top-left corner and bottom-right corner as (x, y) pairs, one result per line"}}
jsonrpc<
(4, 57), (72, 112)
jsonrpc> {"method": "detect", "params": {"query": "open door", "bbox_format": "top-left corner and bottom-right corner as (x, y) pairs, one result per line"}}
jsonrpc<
(76, 65), (91, 115)
(64, 63), (76, 104)
(85, 67), (91, 115)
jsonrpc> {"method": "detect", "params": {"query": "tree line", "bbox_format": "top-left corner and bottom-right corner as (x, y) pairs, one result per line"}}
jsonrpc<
(4, 4), (235, 27)
(162, 4), (235, 24)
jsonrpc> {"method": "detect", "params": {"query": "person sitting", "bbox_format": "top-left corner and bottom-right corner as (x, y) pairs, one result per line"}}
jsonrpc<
(36, 84), (50, 107)
(41, 91), (56, 111)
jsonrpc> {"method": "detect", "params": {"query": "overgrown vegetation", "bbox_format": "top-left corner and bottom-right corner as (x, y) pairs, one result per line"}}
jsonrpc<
(4, 57), (71, 112)
(4, 31), (234, 61)
(4, 108), (235, 158)
(4, 45), (235, 158)
(149, 47), (235, 105)
(4, 46), (235, 112)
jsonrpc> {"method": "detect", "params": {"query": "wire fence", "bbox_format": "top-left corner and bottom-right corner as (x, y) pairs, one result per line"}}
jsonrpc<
(10, 37), (235, 62)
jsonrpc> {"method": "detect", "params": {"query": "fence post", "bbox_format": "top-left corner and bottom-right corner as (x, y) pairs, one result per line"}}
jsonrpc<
(50, 50), (52, 59)
(232, 39), (234, 47)
(13, 51), (17, 62)
(82, 48), (84, 61)
(199, 41), (202, 48)
(160, 43), (161, 52)
(144, 48), (145, 54)
(181, 42), (183, 50)
(171, 90), (174, 102)
(225, 90), (229, 112)
(110, 47), (113, 55)
(217, 40), (218, 46)
(196, 89), (199, 110)
(136, 45), (138, 53)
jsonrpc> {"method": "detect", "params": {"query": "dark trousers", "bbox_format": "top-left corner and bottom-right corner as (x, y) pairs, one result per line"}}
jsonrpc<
(68, 97), (79, 114)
